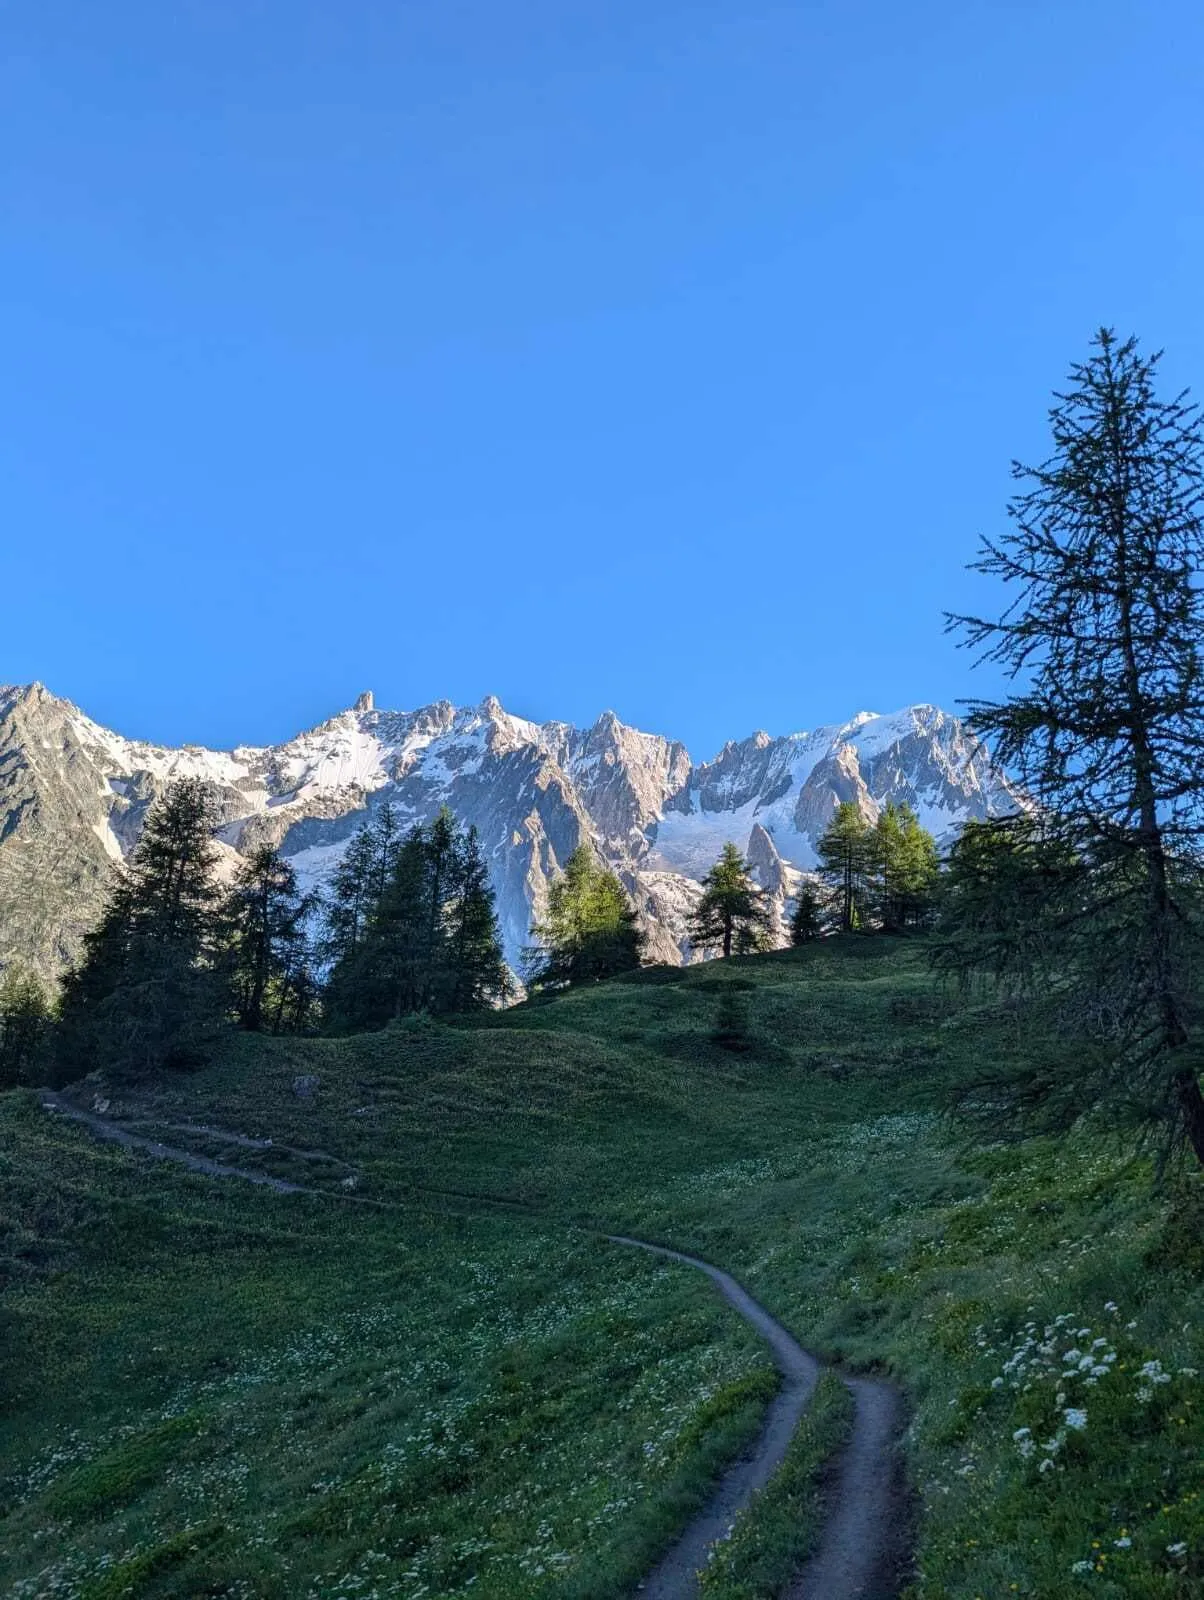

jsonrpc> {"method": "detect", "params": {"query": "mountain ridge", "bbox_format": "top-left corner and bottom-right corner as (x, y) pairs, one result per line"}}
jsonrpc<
(0, 682), (1020, 982)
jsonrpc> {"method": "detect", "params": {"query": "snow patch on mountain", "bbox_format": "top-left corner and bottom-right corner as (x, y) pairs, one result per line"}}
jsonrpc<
(0, 683), (1023, 982)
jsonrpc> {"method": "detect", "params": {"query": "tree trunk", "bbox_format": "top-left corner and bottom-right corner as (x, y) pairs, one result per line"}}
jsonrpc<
(1174, 1066), (1204, 1164)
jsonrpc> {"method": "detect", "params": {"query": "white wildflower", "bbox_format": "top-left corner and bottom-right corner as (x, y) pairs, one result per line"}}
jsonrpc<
(1064, 1408), (1087, 1431)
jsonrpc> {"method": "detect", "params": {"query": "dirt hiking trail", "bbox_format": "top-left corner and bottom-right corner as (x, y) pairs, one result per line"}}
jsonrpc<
(611, 1238), (907, 1600)
(40, 1095), (909, 1599)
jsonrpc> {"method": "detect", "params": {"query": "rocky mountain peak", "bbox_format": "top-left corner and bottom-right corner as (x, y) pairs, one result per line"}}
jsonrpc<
(0, 685), (1021, 984)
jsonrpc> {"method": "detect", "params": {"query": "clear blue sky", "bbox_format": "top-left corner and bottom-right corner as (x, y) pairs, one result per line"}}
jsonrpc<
(4, 1), (1203, 758)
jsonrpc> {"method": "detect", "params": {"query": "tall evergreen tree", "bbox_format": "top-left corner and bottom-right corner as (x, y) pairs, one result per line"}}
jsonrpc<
(326, 809), (511, 1029)
(0, 967), (51, 1089)
(322, 802), (402, 971)
(869, 802), (941, 931)
(687, 843), (773, 959)
(815, 803), (873, 933)
(56, 779), (226, 1080)
(444, 826), (514, 1012)
(526, 844), (645, 990)
(789, 883), (824, 945)
(223, 845), (316, 1032)
(949, 329), (1204, 1163)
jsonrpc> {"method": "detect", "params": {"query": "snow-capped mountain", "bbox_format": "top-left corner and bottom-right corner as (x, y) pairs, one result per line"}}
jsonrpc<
(0, 683), (1020, 983)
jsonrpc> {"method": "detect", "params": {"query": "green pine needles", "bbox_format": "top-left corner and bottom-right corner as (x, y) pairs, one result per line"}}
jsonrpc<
(948, 328), (1204, 1165)
(324, 806), (512, 1030)
(687, 842), (773, 959)
(525, 844), (645, 991)
(814, 801), (939, 934)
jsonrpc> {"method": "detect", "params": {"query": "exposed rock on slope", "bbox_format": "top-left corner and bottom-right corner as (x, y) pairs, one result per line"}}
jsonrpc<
(0, 686), (1020, 983)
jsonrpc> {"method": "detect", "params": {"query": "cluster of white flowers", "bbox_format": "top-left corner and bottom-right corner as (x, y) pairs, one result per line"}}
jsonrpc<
(984, 1313), (1115, 1474)
(1134, 1358), (1172, 1404)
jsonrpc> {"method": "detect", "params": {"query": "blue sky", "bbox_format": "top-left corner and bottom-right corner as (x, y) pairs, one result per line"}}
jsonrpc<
(4, 1), (1203, 758)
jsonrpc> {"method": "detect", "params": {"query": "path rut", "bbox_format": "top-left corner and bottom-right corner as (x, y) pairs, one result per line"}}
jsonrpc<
(611, 1238), (906, 1600)
(39, 1097), (908, 1598)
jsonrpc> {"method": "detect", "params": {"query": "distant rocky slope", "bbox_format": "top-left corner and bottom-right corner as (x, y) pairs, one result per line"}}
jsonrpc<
(0, 683), (1020, 983)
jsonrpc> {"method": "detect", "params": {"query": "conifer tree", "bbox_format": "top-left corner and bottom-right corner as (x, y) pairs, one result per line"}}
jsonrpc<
(56, 779), (227, 1080)
(687, 843), (773, 959)
(444, 826), (514, 1012)
(869, 802), (941, 931)
(526, 844), (645, 990)
(935, 816), (1079, 994)
(789, 883), (824, 945)
(815, 803), (872, 933)
(326, 809), (511, 1029)
(223, 844), (316, 1032)
(322, 802), (401, 970)
(0, 967), (51, 1089)
(949, 329), (1204, 1163)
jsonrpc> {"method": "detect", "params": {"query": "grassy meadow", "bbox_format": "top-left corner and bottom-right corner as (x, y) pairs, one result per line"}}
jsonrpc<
(2, 939), (1201, 1597)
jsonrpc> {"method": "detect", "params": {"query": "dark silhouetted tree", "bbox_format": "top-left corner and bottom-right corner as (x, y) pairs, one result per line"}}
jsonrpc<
(789, 884), (824, 945)
(224, 845), (317, 1032)
(56, 779), (227, 1080)
(949, 329), (1204, 1164)
(327, 808), (511, 1029)
(0, 968), (51, 1088)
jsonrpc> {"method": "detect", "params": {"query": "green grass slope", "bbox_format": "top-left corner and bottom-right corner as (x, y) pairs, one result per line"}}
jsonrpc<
(2, 939), (1201, 1598)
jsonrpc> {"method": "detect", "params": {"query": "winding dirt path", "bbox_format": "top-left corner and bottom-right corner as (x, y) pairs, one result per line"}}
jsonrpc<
(39, 1097), (908, 1598)
(611, 1238), (906, 1600)
(40, 1093), (308, 1192)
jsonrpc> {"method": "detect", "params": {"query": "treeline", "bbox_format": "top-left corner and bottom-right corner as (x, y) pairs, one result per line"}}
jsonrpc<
(0, 783), (946, 1087)
(0, 790), (512, 1087)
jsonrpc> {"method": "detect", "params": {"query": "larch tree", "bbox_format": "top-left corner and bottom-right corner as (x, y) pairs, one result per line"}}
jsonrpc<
(815, 803), (873, 933)
(949, 328), (1204, 1164)
(687, 842), (773, 959)
(327, 809), (511, 1029)
(526, 843), (645, 990)
(0, 967), (51, 1089)
(869, 802), (941, 932)
(789, 883), (824, 945)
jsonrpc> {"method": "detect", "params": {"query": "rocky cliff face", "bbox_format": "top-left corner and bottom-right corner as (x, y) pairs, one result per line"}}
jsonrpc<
(0, 685), (1020, 984)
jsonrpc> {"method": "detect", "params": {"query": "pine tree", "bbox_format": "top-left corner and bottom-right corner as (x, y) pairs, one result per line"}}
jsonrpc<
(687, 843), (773, 959)
(224, 845), (316, 1032)
(56, 779), (227, 1080)
(815, 803), (872, 933)
(526, 844), (645, 990)
(327, 810), (511, 1028)
(869, 802), (941, 932)
(0, 967), (51, 1089)
(322, 802), (402, 970)
(789, 883), (824, 945)
(949, 329), (1204, 1164)
(444, 826), (514, 1012)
